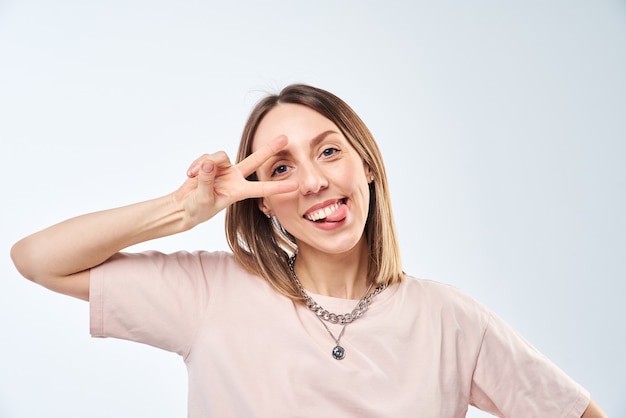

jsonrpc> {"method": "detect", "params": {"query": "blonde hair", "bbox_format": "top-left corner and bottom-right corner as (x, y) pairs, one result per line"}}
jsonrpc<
(225, 84), (403, 300)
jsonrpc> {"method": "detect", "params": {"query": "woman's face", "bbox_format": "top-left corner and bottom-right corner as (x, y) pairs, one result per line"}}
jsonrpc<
(253, 103), (373, 259)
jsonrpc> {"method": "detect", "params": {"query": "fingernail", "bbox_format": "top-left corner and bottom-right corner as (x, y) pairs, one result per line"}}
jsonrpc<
(187, 164), (199, 177)
(202, 161), (214, 173)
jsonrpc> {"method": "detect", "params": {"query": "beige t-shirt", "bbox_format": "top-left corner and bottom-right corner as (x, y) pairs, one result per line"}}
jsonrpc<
(90, 250), (589, 417)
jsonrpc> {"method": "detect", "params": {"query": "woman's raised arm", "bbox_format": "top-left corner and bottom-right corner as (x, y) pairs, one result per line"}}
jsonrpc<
(10, 137), (296, 301)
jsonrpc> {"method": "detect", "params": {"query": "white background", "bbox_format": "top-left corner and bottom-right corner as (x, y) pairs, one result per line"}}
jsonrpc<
(1, 1), (624, 416)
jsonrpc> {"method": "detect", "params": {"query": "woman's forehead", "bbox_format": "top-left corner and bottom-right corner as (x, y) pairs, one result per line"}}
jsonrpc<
(251, 103), (340, 152)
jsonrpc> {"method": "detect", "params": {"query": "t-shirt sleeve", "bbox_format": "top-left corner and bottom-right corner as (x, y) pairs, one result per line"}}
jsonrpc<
(89, 250), (226, 357)
(469, 311), (590, 417)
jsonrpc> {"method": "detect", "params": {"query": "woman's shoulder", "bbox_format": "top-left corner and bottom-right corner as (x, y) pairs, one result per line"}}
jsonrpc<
(400, 274), (473, 299)
(398, 274), (491, 323)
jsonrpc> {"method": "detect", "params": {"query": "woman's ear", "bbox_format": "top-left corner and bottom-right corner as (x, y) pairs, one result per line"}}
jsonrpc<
(365, 165), (375, 183)
(258, 199), (271, 218)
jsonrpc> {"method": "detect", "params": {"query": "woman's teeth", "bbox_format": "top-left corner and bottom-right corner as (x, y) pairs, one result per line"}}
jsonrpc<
(305, 201), (342, 222)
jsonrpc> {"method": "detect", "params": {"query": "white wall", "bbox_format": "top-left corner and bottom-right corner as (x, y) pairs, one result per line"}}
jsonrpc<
(1, 1), (624, 416)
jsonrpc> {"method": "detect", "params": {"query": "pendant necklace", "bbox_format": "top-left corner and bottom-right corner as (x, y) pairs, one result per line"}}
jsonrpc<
(288, 256), (386, 360)
(314, 284), (373, 360)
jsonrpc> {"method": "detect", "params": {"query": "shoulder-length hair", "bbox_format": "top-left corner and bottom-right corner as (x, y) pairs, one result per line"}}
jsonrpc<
(225, 84), (403, 300)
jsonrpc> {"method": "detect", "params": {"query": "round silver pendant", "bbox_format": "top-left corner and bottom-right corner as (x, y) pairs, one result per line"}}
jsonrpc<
(332, 345), (345, 360)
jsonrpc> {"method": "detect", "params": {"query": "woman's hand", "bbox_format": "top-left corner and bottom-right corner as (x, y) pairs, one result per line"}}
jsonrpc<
(174, 135), (296, 229)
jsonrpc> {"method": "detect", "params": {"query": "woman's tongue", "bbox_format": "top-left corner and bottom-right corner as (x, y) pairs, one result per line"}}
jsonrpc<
(319, 202), (348, 222)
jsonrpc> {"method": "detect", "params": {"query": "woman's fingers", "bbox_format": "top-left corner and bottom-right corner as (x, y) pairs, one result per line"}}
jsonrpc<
(236, 135), (288, 177)
(234, 136), (299, 198)
(195, 160), (216, 198)
(187, 151), (232, 178)
(190, 135), (285, 181)
(184, 137), (295, 205)
(245, 178), (298, 198)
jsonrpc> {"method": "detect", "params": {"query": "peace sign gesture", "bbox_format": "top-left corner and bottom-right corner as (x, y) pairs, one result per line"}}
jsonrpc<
(174, 136), (296, 229)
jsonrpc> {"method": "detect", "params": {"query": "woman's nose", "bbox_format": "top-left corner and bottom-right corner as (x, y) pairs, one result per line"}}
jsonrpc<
(299, 164), (328, 195)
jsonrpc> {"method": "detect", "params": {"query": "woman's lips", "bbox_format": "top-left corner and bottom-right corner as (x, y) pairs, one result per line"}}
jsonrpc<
(304, 199), (347, 222)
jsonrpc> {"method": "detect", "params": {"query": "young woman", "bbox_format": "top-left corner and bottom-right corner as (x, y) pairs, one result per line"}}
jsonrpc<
(11, 84), (605, 417)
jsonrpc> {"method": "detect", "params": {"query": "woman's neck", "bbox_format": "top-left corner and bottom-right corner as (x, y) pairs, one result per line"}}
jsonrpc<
(293, 241), (370, 299)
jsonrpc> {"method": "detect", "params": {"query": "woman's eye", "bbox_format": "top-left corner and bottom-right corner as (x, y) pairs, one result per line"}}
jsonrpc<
(271, 165), (288, 176)
(321, 147), (339, 157)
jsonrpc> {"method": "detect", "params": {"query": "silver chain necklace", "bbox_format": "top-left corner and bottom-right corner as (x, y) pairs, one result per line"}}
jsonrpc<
(288, 256), (387, 360)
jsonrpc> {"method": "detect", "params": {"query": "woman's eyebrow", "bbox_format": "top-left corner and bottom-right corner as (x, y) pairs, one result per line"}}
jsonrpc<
(309, 130), (339, 148)
(269, 130), (340, 160)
